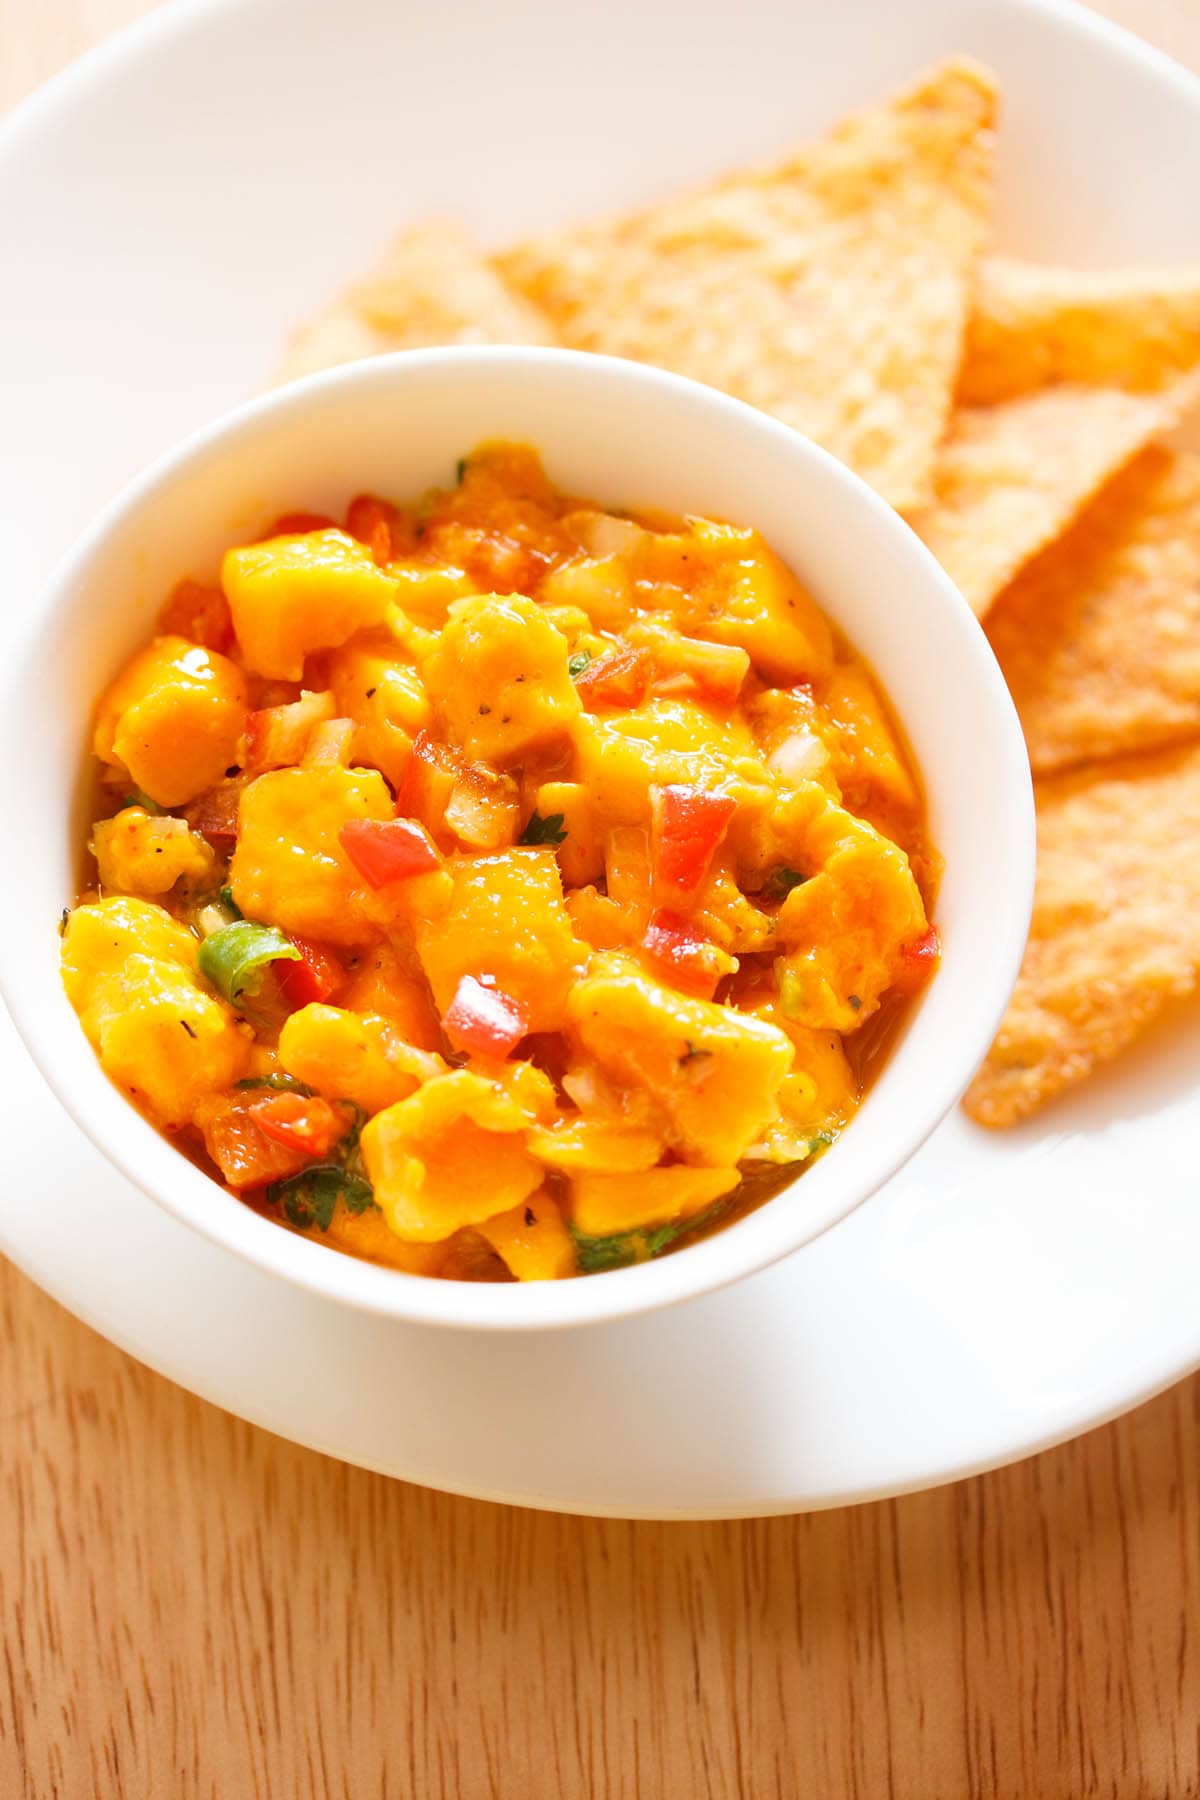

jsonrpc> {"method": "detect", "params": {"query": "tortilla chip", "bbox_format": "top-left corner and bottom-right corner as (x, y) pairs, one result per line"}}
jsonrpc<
(964, 740), (1200, 1127)
(909, 376), (1198, 615)
(277, 221), (554, 384)
(987, 448), (1200, 773)
(961, 257), (1200, 405)
(496, 59), (997, 512)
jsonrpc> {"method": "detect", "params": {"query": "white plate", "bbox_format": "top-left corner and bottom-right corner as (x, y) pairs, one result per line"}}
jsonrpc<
(1, 0), (1198, 1518)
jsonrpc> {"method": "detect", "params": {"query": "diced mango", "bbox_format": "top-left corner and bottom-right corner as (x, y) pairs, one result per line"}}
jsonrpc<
(476, 1194), (578, 1281)
(278, 1003), (443, 1115)
(222, 530), (396, 679)
(422, 593), (580, 764)
(820, 661), (919, 822)
(390, 560), (477, 621)
(774, 807), (928, 1031)
(414, 847), (584, 1031)
(61, 897), (248, 1127)
(568, 1165), (739, 1237)
(681, 521), (834, 685)
(93, 636), (248, 807)
(529, 781), (602, 888)
(572, 696), (772, 826)
(340, 943), (443, 1049)
(360, 1071), (542, 1241)
(568, 957), (793, 1166)
(229, 765), (394, 947)
(527, 1118), (664, 1173)
(321, 1201), (450, 1275)
(326, 637), (431, 788)
(92, 807), (215, 898)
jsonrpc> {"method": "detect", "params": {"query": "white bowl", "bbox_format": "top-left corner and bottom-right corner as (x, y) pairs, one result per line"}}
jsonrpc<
(0, 346), (1033, 1330)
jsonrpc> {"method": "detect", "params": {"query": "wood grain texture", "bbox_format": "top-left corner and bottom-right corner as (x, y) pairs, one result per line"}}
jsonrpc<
(2, 4), (1200, 1796)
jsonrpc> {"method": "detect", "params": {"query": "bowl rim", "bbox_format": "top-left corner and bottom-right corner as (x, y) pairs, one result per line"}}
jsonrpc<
(0, 345), (1035, 1331)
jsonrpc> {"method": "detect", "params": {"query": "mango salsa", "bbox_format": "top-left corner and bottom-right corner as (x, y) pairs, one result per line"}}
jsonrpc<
(62, 445), (939, 1283)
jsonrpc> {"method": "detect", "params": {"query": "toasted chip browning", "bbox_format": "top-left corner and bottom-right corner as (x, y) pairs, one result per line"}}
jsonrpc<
(987, 449), (1200, 771)
(909, 379), (1198, 616)
(961, 257), (1200, 404)
(276, 221), (554, 383)
(965, 742), (1200, 1126)
(496, 58), (997, 511)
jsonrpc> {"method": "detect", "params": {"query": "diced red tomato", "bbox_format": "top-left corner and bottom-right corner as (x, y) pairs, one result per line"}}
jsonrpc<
(650, 783), (737, 897)
(574, 646), (652, 709)
(199, 1093), (315, 1188)
(276, 935), (347, 1010)
(248, 1092), (349, 1158)
(243, 690), (336, 772)
(186, 781), (244, 848)
(339, 816), (441, 887)
(896, 924), (941, 992)
(345, 493), (405, 566)
(267, 510), (337, 537)
(157, 578), (234, 654)
(642, 909), (722, 997)
(441, 974), (529, 1059)
(395, 730), (461, 827)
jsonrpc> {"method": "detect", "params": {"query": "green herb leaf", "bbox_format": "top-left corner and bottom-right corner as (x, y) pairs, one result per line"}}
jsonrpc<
(234, 1073), (315, 1097)
(570, 1198), (732, 1274)
(218, 885), (241, 917)
(198, 920), (300, 1005)
(267, 1164), (375, 1233)
(121, 789), (162, 814)
(520, 812), (568, 846)
(762, 866), (807, 903)
(568, 649), (592, 679)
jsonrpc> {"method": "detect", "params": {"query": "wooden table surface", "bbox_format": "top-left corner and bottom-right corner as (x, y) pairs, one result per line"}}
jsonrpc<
(3, 3), (1200, 1795)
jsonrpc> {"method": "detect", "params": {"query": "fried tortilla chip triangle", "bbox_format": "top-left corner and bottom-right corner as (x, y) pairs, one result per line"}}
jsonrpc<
(965, 739), (1200, 1127)
(909, 376), (1198, 616)
(277, 221), (554, 384)
(497, 59), (997, 512)
(987, 448), (1200, 773)
(962, 257), (1200, 404)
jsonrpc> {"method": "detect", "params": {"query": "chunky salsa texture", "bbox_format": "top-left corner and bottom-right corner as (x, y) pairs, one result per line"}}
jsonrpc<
(61, 444), (940, 1281)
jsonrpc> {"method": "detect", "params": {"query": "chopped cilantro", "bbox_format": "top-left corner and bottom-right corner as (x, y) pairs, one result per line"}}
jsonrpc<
(763, 866), (807, 903)
(267, 1164), (375, 1233)
(570, 1198), (733, 1274)
(520, 811), (567, 846)
(234, 1073), (315, 1097)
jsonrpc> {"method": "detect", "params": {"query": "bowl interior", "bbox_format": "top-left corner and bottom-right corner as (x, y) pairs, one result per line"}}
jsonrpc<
(0, 348), (1033, 1328)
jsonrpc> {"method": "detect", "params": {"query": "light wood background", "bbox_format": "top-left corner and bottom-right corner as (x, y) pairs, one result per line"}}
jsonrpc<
(3, 3), (1200, 1795)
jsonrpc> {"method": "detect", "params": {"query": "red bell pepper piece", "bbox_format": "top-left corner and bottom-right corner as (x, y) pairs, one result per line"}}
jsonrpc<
(574, 646), (652, 709)
(267, 510), (338, 537)
(394, 730), (460, 825)
(345, 493), (404, 566)
(248, 1092), (348, 1158)
(243, 690), (336, 773)
(642, 909), (721, 996)
(186, 782), (243, 848)
(442, 974), (529, 1058)
(650, 783), (737, 896)
(339, 817), (441, 887)
(897, 924), (941, 992)
(276, 935), (347, 1010)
